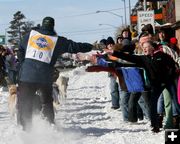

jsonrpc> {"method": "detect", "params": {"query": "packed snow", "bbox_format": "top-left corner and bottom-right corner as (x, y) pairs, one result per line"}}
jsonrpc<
(0, 66), (165, 144)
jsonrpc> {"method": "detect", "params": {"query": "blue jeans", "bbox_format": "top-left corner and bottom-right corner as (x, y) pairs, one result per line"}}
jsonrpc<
(109, 75), (120, 108)
(163, 83), (180, 129)
(157, 94), (164, 114)
(170, 82), (180, 115)
(120, 91), (130, 121)
(156, 92), (178, 116)
(138, 92), (151, 120)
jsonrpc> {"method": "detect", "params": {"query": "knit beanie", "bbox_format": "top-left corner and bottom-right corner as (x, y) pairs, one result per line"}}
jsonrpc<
(106, 37), (115, 45)
(141, 24), (154, 35)
(42, 17), (55, 31)
(99, 39), (107, 45)
(170, 37), (177, 45)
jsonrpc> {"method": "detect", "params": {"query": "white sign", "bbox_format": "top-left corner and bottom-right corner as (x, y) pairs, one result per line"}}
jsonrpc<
(137, 10), (155, 34)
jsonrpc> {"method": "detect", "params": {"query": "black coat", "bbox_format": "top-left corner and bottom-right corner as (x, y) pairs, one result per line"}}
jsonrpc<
(112, 50), (177, 86)
(18, 28), (93, 84)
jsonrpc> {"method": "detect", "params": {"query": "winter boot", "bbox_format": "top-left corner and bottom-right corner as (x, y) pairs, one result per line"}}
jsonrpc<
(151, 126), (160, 133)
(173, 115), (180, 129)
(41, 103), (55, 124)
(158, 114), (164, 128)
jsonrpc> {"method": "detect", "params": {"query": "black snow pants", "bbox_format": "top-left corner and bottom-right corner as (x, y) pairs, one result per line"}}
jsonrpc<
(17, 81), (54, 131)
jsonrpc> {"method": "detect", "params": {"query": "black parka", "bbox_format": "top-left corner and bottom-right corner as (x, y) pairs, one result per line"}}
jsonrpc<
(18, 28), (93, 84)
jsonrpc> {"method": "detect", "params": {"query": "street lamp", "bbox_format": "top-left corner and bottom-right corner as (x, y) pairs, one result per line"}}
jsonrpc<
(96, 10), (124, 26)
(99, 23), (118, 29)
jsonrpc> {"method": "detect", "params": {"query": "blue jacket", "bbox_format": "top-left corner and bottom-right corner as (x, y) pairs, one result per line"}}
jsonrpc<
(97, 57), (145, 92)
(120, 67), (144, 92)
(18, 28), (92, 84)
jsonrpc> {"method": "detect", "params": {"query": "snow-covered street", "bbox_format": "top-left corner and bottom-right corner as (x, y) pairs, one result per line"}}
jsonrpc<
(0, 67), (164, 144)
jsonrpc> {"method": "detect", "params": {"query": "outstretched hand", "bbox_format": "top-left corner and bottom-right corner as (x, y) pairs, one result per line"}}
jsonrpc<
(103, 48), (114, 55)
(89, 54), (97, 64)
(92, 41), (106, 50)
(76, 53), (98, 65)
(76, 53), (91, 61)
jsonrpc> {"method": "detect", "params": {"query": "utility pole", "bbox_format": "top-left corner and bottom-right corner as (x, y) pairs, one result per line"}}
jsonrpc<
(122, 0), (127, 26)
(144, 0), (147, 11)
(129, 0), (131, 26)
(5, 28), (9, 45)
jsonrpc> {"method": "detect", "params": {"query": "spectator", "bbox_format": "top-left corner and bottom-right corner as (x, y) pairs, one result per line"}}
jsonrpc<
(105, 40), (177, 132)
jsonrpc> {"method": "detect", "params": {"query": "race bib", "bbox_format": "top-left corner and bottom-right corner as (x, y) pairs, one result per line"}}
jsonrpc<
(25, 30), (58, 64)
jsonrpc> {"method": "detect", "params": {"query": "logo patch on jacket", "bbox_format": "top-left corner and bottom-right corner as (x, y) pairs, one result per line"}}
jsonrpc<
(25, 30), (58, 64)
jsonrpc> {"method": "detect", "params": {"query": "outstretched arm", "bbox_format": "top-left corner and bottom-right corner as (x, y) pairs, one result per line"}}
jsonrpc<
(60, 37), (93, 54)
(104, 48), (144, 67)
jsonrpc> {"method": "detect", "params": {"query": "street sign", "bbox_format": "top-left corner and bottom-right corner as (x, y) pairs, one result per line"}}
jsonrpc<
(0, 35), (5, 45)
(137, 10), (155, 34)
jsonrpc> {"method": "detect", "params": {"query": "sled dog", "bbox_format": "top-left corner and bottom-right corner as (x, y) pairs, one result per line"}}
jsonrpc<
(8, 85), (17, 119)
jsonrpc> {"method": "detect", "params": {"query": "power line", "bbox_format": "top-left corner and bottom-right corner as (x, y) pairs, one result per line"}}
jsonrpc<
(64, 31), (114, 36)
(61, 27), (115, 34)
(61, 28), (115, 36)
(0, 7), (130, 26)
(46, 6), (131, 20)
(64, 29), (114, 36)
(1, 6), (131, 37)
(34, 7), (126, 22)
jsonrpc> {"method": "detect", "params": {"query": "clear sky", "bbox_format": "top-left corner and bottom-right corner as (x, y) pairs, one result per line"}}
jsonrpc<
(0, 0), (138, 43)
